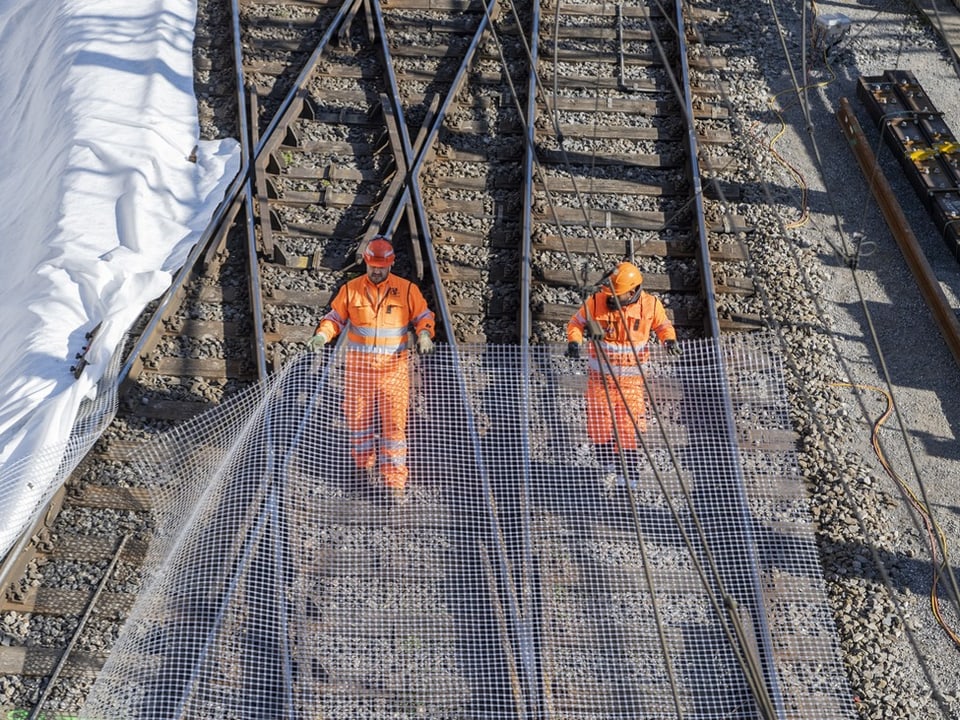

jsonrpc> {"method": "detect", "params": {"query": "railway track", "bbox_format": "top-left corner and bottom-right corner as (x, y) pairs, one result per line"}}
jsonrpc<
(0, 0), (854, 718)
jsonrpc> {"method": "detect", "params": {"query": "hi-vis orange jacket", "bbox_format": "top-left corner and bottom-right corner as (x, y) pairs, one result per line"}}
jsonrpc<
(567, 290), (676, 373)
(315, 274), (435, 353)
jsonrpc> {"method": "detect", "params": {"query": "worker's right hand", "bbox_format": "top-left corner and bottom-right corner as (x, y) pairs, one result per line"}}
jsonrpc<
(308, 332), (328, 351)
(565, 342), (581, 359)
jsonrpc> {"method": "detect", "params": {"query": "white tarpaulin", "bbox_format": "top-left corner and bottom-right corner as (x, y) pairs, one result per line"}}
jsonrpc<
(0, 0), (241, 560)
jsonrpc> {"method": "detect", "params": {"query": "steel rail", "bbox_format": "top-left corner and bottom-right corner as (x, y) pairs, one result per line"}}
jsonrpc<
(383, 4), (492, 258)
(519, 3), (537, 346)
(677, 13), (719, 337)
(671, 0), (785, 715)
(171, 494), (274, 718)
(0, 487), (63, 603)
(615, 1), (640, 94)
(837, 97), (960, 369)
(365, 0), (429, 266)
(246, 87), (269, 381)
(589, 342), (686, 716)
(167, 360), (304, 718)
(118, 174), (249, 387)
(517, 0), (548, 716)
(250, 0), (358, 263)
(235, 0), (268, 381)
(252, 0), (357, 160)
(120, 0), (357, 388)
(232, 9), (295, 712)
(386, 0), (549, 712)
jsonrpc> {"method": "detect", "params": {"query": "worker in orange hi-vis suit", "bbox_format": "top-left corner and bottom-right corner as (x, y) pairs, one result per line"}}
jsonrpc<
(308, 237), (435, 501)
(566, 261), (681, 485)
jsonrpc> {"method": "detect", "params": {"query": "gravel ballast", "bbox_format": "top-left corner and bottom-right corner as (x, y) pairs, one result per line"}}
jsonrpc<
(3, 1), (960, 718)
(700, 0), (960, 717)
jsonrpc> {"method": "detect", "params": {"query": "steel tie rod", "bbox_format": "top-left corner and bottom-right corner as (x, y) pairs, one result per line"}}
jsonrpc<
(28, 535), (131, 720)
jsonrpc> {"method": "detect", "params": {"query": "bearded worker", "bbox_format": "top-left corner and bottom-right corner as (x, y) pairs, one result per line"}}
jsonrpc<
(309, 237), (435, 501)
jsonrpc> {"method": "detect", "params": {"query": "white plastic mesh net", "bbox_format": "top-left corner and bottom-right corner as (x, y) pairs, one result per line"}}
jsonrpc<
(0, 351), (120, 574)
(81, 335), (854, 719)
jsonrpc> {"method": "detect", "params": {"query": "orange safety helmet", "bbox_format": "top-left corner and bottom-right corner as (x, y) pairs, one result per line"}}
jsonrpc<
(363, 237), (395, 268)
(609, 261), (643, 295)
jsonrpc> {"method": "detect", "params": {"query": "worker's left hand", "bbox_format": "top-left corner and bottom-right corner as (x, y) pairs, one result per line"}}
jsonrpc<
(417, 331), (435, 355)
(664, 340), (682, 356)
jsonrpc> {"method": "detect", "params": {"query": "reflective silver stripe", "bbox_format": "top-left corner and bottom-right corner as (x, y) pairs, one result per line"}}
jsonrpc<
(598, 341), (647, 355)
(381, 450), (408, 466)
(323, 310), (346, 331)
(351, 433), (376, 453)
(381, 438), (407, 466)
(412, 310), (432, 325)
(587, 359), (646, 376)
(352, 325), (408, 338)
(346, 341), (409, 354)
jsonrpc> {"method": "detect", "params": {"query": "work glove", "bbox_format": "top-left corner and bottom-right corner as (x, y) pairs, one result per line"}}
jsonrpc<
(565, 342), (581, 359)
(664, 339), (682, 356)
(417, 331), (435, 355)
(308, 332), (328, 352)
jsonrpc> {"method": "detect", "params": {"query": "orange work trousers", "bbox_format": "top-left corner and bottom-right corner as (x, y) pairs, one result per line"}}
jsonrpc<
(585, 371), (647, 450)
(343, 351), (410, 489)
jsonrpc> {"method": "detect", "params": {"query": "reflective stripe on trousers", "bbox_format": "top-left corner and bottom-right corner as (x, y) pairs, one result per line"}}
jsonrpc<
(585, 371), (647, 448)
(342, 352), (410, 487)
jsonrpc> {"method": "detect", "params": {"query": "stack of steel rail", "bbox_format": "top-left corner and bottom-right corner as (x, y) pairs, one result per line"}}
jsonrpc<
(857, 69), (960, 262)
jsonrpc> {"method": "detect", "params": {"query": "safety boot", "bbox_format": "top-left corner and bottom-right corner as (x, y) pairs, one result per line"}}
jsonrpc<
(352, 453), (377, 483)
(602, 466), (622, 495)
(390, 485), (407, 505)
(602, 464), (639, 496)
